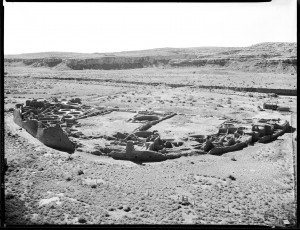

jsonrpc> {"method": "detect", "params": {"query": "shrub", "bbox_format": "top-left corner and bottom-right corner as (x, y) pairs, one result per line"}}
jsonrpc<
(228, 175), (236, 181)
(5, 193), (14, 200)
(123, 206), (131, 212)
(78, 217), (86, 223)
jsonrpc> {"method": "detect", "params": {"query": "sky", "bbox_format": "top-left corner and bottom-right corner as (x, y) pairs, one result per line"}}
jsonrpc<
(4, 0), (297, 54)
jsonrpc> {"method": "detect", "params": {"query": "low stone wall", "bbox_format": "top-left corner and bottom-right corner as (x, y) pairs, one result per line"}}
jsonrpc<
(134, 131), (153, 138)
(36, 124), (75, 152)
(208, 142), (248, 156)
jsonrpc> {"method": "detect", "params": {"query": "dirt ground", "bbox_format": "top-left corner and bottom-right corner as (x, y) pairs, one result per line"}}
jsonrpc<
(3, 66), (297, 226)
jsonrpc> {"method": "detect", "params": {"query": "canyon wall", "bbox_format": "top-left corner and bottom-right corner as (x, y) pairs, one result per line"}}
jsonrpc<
(4, 42), (297, 73)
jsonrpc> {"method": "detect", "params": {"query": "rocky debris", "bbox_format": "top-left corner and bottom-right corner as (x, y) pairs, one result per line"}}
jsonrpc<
(179, 196), (190, 206)
(90, 150), (103, 156)
(113, 132), (128, 139)
(268, 93), (278, 98)
(99, 147), (112, 154)
(70, 131), (84, 138)
(231, 157), (237, 161)
(38, 197), (60, 207)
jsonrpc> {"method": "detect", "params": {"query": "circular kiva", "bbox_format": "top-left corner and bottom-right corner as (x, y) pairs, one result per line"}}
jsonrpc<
(56, 109), (71, 115)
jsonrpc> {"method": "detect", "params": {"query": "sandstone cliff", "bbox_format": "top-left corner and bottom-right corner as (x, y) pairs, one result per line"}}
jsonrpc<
(4, 42), (297, 73)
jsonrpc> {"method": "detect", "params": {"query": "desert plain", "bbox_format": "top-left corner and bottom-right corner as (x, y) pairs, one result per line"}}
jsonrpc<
(3, 43), (297, 226)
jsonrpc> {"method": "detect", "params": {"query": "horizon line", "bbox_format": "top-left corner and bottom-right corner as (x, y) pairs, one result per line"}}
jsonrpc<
(4, 41), (297, 56)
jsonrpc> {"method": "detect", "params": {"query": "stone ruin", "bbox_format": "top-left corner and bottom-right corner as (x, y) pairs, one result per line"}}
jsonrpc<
(13, 98), (87, 152)
(12, 98), (291, 161)
(263, 102), (290, 112)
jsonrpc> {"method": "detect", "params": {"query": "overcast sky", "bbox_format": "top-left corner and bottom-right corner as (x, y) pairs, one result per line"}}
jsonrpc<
(4, 0), (297, 54)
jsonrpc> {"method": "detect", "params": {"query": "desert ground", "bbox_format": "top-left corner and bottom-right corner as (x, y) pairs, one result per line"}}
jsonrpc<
(4, 62), (297, 226)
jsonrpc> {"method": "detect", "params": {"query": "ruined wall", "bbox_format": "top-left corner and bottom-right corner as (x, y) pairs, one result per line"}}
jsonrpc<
(112, 141), (180, 162)
(208, 142), (247, 155)
(134, 131), (153, 138)
(22, 119), (39, 137)
(134, 115), (159, 121)
(36, 124), (75, 152)
(13, 108), (24, 128)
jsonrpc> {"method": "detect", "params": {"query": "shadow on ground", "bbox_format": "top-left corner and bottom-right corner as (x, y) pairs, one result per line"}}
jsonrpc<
(5, 195), (31, 225)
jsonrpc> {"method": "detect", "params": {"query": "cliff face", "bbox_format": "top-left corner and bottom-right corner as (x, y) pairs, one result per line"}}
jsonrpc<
(23, 58), (63, 67)
(4, 42), (297, 73)
(169, 57), (297, 73)
(65, 56), (171, 70)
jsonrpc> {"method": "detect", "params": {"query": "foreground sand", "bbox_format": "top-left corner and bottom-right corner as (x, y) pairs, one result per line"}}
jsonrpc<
(4, 116), (296, 225)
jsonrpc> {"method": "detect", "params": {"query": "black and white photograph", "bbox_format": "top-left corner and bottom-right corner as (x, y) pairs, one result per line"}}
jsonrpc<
(2, 0), (297, 226)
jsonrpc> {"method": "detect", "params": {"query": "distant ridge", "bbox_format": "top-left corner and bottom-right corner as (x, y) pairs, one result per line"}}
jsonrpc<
(4, 42), (297, 73)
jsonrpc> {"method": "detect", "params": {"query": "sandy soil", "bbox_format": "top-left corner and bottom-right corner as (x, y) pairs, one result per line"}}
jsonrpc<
(5, 66), (297, 90)
(4, 67), (297, 226)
